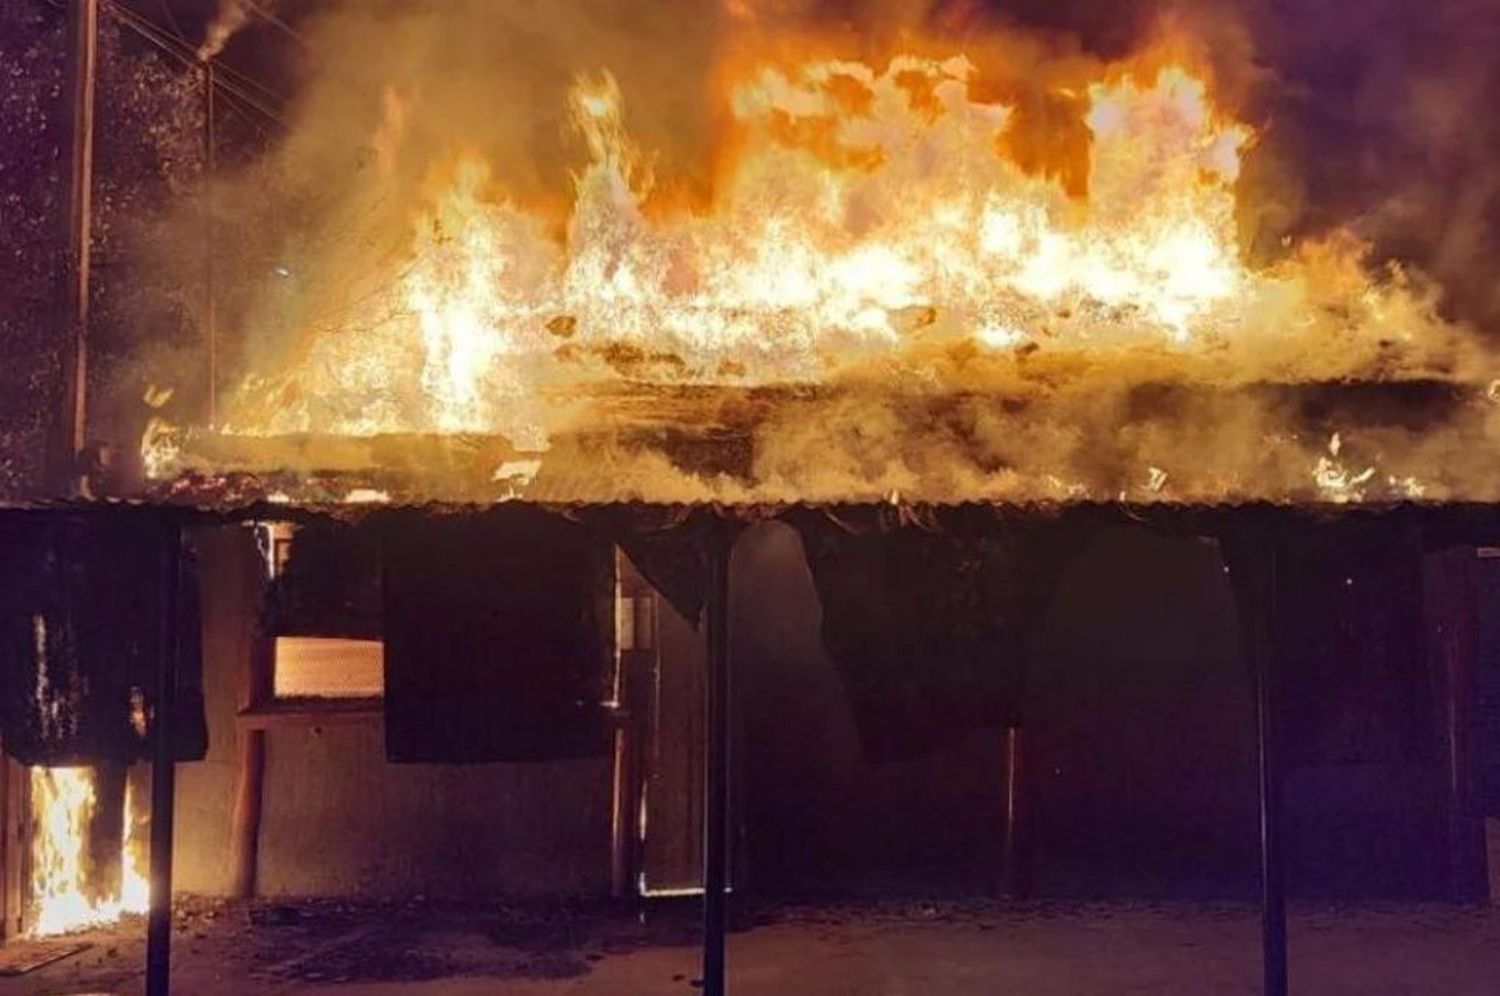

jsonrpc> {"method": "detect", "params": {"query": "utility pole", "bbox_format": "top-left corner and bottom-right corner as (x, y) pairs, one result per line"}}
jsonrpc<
(53, 0), (99, 495)
(204, 61), (218, 427)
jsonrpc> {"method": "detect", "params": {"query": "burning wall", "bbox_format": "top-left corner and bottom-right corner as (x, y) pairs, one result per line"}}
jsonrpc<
(28, 766), (149, 936)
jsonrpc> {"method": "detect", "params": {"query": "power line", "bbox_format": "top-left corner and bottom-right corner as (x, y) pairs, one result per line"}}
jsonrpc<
(121, 0), (288, 104)
(147, 0), (284, 105)
(153, 0), (187, 45)
(101, 0), (291, 130)
(242, 0), (312, 53)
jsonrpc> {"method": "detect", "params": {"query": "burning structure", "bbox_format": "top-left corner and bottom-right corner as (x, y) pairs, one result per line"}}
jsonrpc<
(2, 0), (1500, 994)
(139, 13), (1495, 505)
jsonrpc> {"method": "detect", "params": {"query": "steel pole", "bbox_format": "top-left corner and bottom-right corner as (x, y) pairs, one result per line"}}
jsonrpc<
(701, 529), (732, 996)
(1249, 544), (1288, 996)
(146, 518), (181, 996)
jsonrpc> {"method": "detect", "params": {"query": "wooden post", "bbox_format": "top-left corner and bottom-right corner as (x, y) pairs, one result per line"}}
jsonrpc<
(608, 549), (634, 899)
(229, 621), (270, 899)
(0, 756), (25, 938)
(146, 519), (181, 996)
(229, 734), (264, 899)
(701, 529), (732, 996)
(52, 0), (99, 492)
(1000, 724), (1025, 898)
(608, 720), (633, 898)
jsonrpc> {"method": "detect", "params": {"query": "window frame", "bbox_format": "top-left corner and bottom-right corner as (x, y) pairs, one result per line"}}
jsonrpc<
(237, 523), (385, 729)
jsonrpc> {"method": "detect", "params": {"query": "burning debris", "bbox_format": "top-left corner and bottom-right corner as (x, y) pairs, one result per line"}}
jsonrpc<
(121, 8), (1490, 506)
(0, 2), (1492, 509)
(28, 766), (149, 937)
(4, 9), (1500, 996)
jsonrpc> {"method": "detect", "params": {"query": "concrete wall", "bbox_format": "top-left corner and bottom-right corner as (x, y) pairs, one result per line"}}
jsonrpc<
(173, 526), (612, 899)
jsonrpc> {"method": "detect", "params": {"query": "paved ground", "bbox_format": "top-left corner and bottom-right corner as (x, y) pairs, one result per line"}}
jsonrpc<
(4, 897), (1500, 994)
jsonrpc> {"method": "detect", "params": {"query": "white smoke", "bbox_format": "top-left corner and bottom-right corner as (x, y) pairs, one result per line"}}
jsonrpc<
(196, 0), (256, 62)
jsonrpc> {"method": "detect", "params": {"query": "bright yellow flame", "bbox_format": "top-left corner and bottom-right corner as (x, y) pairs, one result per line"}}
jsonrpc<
(1312, 432), (1378, 503)
(235, 58), (1265, 435)
(193, 44), (1471, 505)
(140, 417), (182, 481)
(28, 767), (148, 937)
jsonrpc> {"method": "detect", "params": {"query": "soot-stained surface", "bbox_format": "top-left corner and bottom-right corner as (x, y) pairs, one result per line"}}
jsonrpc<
(6, 896), (1500, 994)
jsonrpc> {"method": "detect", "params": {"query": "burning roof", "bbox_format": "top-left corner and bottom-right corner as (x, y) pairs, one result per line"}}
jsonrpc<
(10, 1), (1500, 507)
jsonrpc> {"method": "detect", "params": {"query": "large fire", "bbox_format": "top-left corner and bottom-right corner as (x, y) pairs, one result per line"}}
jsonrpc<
(148, 30), (1492, 504)
(28, 767), (149, 937)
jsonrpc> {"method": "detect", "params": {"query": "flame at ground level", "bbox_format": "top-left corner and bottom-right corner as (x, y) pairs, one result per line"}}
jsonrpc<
(29, 767), (149, 937)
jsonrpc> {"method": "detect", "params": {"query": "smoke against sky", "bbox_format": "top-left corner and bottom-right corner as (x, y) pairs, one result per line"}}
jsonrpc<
(200, 0), (1500, 327)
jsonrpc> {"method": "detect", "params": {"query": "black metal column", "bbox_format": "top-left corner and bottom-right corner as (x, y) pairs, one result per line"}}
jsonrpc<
(146, 518), (181, 996)
(702, 529), (732, 996)
(1244, 542), (1288, 996)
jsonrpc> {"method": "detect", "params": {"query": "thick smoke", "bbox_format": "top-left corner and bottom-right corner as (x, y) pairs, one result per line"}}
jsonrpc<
(198, 0), (257, 62)
(156, 0), (1500, 504)
(1245, 0), (1500, 331)
(201, 0), (731, 386)
(980, 0), (1500, 333)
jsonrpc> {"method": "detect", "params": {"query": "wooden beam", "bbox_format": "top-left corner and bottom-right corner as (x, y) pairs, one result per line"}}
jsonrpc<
(1, 756), (25, 938)
(609, 549), (632, 899)
(230, 563), (275, 897)
(229, 732), (265, 899)
(608, 719), (634, 898)
(999, 724), (1025, 898)
(235, 705), (380, 731)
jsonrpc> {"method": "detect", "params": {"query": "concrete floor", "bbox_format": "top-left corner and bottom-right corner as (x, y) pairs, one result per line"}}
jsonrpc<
(5, 898), (1500, 995)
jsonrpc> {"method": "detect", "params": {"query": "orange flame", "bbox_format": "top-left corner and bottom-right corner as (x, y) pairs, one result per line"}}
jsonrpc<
(175, 36), (1478, 503)
(28, 767), (148, 937)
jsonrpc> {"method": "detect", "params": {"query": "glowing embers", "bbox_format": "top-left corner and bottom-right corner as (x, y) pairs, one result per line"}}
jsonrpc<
(28, 766), (148, 937)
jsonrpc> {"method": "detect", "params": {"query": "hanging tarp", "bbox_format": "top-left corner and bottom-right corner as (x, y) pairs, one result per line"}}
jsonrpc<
(0, 512), (207, 766)
(380, 508), (612, 763)
(787, 506), (1088, 762)
(1222, 519), (1431, 767)
(583, 505), (728, 626)
(267, 520), (382, 639)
